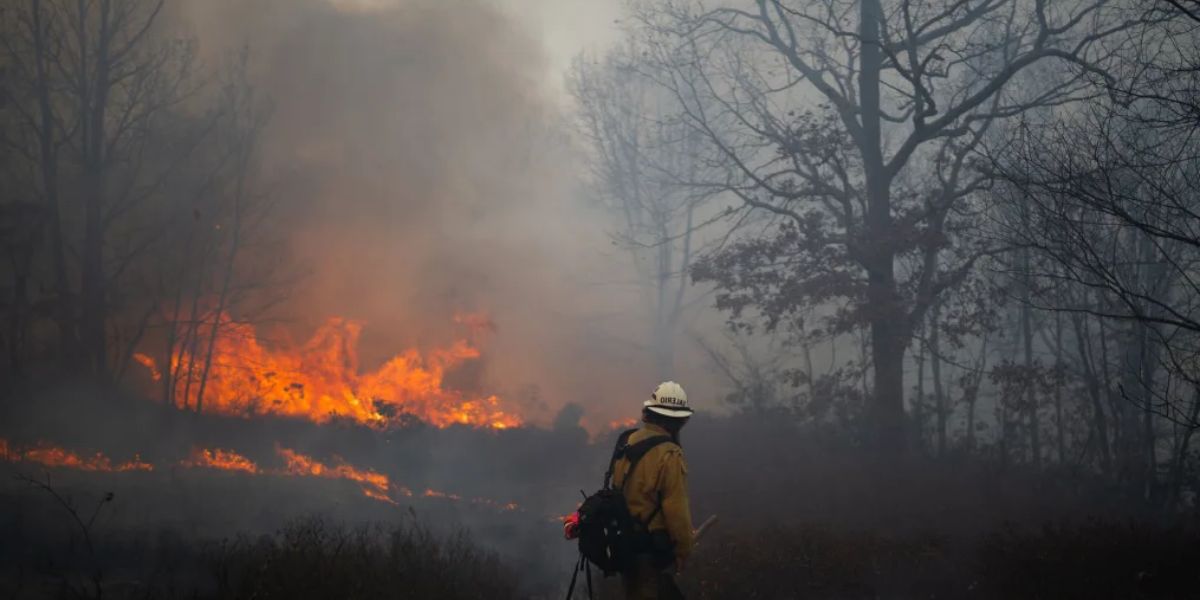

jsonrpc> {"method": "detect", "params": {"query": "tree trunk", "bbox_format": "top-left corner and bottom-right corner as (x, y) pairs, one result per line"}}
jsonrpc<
(1123, 321), (1146, 488)
(1054, 311), (1067, 463)
(859, 0), (906, 454)
(79, 0), (114, 379)
(162, 214), (201, 408)
(931, 302), (947, 458)
(1168, 387), (1200, 509)
(1134, 235), (1167, 499)
(659, 203), (696, 380)
(30, 0), (77, 365)
(654, 218), (672, 377)
(803, 336), (816, 408)
(999, 326), (1018, 468)
(162, 281), (186, 406)
(914, 319), (926, 452)
(8, 243), (33, 378)
(965, 333), (989, 454)
(1140, 321), (1160, 500)
(196, 137), (251, 413)
(1098, 316), (1130, 483)
(1020, 257), (1040, 468)
(178, 284), (206, 412)
(1073, 313), (1112, 474)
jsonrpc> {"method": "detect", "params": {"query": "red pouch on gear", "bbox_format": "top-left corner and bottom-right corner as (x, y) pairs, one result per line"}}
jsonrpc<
(563, 511), (581, 540)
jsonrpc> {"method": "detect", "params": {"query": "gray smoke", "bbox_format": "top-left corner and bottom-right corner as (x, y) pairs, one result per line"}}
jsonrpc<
(168, 0), (700, 429)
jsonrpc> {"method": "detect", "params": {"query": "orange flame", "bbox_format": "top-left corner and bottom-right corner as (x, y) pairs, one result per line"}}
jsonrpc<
(116, 456), (155, 472)
(0, 437), (521, 511)
(1, 439), (153, 472)
(133, 352), (162, 381)
(142, 316), (522, 430)
(422, 488), (519, 511)
(423, 488), (462, 501)
(276, 447), (394, 503)
(182, 448), (259, 473)
(609, 418), (639, 430)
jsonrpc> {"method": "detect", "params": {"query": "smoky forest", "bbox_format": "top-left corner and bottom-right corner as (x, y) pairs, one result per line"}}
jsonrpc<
(3, 0), (1200, 598)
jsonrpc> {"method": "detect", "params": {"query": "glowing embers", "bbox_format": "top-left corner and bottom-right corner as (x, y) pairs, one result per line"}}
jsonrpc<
(136, 316), (522, 430)
(0, 439), (153, 472)
(423, 489), (519, 511)
(182, 447), (260, 474)
(276, 447), (395, 503)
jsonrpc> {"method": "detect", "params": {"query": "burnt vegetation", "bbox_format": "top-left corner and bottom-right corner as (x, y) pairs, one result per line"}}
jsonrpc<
(5, 0), (1200, 598)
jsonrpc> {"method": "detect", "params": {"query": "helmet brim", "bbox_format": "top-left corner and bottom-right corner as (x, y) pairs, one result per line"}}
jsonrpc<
(644, 404), (693, 418)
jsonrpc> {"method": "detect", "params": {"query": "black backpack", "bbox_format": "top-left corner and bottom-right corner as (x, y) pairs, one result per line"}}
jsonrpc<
(565, 429), (671, 599)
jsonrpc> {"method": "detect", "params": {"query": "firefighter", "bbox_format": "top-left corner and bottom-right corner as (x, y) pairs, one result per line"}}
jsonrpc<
(610, 381), (695, 600)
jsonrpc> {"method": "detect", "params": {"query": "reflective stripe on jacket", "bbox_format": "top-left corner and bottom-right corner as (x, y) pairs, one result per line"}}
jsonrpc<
(611, 423), (695, 561)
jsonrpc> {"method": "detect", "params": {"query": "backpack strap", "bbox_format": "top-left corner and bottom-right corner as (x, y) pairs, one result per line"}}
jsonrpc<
(615, 435), (672, 530)
(613, 435), (672, 492)
(602, 428), (639, 489)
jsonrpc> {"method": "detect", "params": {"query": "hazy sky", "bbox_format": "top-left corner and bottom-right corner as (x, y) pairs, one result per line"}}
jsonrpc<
(329, 0), (623, 98)
(486, 0), (622, 90)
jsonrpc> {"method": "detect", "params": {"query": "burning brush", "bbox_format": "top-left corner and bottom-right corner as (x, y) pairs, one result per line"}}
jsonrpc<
(133, 314), (523, 430)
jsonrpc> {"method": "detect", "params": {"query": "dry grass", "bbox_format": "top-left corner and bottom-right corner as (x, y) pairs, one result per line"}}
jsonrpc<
(0, 511), (519, 600)
(678, 519), (1200, 599)
(207, 516), (520, 600)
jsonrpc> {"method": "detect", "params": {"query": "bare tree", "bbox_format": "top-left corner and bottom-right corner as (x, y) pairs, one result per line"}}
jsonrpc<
(0, 203), (44, 378)
(994, 5), (1200, 491)
(60, 0), (179, 377)
(0, 0), (291, 398)
(137, 51), (287, 413)
(192, 58), (272, 414)
(568, 45), (716, 378)
(632, 0), (1146, 452)
(0, 0), (77, 365)
(0, 0), (210, 383)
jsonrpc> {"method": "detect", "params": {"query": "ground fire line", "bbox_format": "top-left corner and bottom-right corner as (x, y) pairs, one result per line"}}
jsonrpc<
(0, 438), (521, 511)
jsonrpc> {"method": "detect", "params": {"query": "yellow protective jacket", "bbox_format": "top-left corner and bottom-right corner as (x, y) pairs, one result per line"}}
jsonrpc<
(611, 423), (695, 562)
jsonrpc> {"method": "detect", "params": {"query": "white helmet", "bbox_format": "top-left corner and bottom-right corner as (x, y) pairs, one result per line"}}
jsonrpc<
(643, 381), (693, 418)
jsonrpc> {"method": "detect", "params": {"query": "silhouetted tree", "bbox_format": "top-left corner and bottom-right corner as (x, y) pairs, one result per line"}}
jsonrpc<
(632, 0), (1145, 452)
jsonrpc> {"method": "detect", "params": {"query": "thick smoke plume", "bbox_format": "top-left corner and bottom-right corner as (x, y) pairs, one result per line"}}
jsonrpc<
(172, 0), (668, 428)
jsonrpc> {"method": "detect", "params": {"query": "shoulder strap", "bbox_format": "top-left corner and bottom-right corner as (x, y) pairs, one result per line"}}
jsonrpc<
(616, 435), (673, 528)
(602, 428), (639, 489)
(613, 435), (672, 492)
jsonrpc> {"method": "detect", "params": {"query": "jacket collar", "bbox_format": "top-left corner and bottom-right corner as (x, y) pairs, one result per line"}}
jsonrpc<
(641, 421), (679, 445)
(643, 422), (670, 436)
